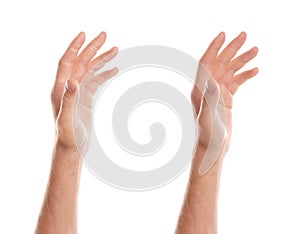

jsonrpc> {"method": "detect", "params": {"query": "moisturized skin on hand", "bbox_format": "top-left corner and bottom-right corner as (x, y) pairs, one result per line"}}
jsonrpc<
(35, 31), (258, 234)
(193, 62), (229, 175)
(35, 31), (118, 234)
(176, 32), (258, 234)
(73, 49), (118, 156)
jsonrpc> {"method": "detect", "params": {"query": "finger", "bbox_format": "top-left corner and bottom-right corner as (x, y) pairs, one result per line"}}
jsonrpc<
(56, 32), (85, 82)
(76, 32), (106, 65)
(83, 47), (118, 86)
(234, 67), (259, 85)
(203, 79), (220, 108)
(95, 67), (119, 79)
(196, 83), (218, 142)
(57, 79), (79, 134)
(84, 67), (119, 94)
(89, 47), (118, 72)
(228, 47), (258, 72)
(193, 62), (213, 114)
(228, 67), (259, 94)
(200, 32), (225, 65)
(89, 47), (118, 77)
(217, 32), (247, 66)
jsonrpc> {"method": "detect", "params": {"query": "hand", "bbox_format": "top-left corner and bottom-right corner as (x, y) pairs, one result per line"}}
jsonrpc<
(51, 32), (118, 152)
(192, 32), (258, 165)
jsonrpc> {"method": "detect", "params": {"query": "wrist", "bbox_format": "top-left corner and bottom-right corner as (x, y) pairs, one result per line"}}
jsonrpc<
(55, 135), (79, 153)
(53, 139), (82, 163)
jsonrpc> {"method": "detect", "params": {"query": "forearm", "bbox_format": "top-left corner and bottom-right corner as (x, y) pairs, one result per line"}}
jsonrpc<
(175, 146), (224, 234)
(35, 142), (82, 234)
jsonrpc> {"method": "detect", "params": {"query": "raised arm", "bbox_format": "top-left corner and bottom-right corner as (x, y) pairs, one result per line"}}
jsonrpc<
(176, 32), (259, 234)
(35, 32), (118, 234)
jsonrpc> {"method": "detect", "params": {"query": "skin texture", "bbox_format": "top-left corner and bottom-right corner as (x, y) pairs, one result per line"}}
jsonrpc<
(175, 32), (258, 234)
(35, 31), (258, 233)
(35, 32), (118, 234)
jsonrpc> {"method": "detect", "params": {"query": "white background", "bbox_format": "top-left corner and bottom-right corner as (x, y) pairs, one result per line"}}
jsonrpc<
(1, 0), (300, 233)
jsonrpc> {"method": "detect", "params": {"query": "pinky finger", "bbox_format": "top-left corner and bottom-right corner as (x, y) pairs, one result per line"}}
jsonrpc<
(235, 67), (259, 85)
(89, 47), (118, 71)
(228, 67), (259, 94)
(85, 67), (119, 94)
(95, 67), (119, 80)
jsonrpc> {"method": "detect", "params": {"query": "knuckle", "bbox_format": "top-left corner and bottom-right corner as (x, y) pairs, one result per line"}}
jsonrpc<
(76, 55), (88, 64)
(58, 57), (72, 67)
(58, 57), (65, 66)
(88, 44), (98, 52)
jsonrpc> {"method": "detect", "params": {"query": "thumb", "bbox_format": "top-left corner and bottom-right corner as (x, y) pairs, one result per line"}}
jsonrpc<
(199, 79), (220, 119)
(197, 79), (220, 141)
(58, 79), (78, 127)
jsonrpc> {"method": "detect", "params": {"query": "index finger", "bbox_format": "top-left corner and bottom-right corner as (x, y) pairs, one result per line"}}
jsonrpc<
(76, 32), (106, 65)
(56, 32), (85, 82)
(217, 32), (247, 66)
(200, 32), (225, 65)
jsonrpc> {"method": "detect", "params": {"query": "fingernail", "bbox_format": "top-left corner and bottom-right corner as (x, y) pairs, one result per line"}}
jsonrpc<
(66, 80), (76, 92)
